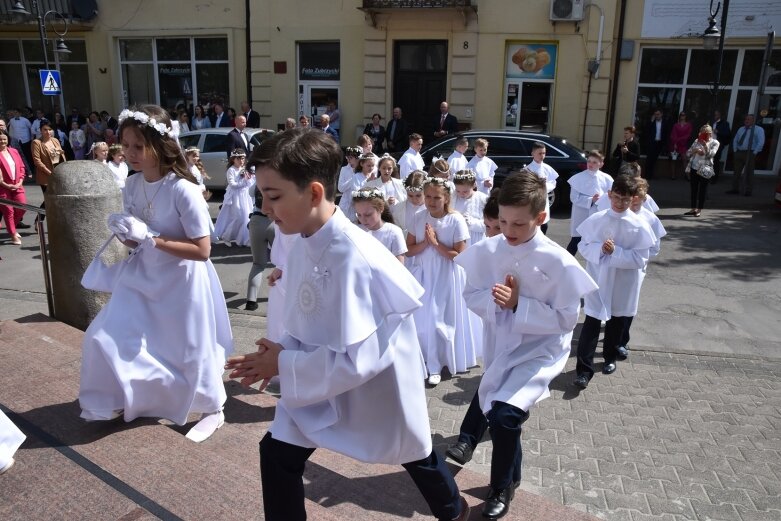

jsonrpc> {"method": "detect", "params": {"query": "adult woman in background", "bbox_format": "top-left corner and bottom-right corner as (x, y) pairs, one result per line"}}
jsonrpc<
(84, 111), (105, 157)
(669, 111), (693, 180)
(684, 125), (719, 218)
(191, 105), (211, 130)
(0, 130), (28, 244)
(363, 113), (386, 155)
(32, 120), (66, 220)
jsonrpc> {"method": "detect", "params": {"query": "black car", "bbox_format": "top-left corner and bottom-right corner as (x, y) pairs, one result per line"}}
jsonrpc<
(406, 130), (588, 212)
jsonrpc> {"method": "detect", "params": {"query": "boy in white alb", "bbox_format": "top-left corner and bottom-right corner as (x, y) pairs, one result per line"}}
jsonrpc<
(466, 138), (498, 195)
(447, 136), (469, 175)
(525, 141), (558, 235)
(567, 150), (613, 255)
(455, 171), (597, 518)
(399, 133), (425, 180)
(596, 162), (659, 213)
(573, 175), (656, 389)
(225, 129), (469, 521)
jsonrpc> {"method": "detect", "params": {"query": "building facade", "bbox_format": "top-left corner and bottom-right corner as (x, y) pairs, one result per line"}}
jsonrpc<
(1, 0), (779, 173)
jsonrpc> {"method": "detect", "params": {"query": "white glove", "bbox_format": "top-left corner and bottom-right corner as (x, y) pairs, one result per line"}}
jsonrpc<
(107, 213), (129, 241)
(108, 213), (158, 247)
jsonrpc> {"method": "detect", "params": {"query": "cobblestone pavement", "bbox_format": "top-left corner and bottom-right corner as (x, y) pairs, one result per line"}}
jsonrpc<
(427, 350), (781, 521)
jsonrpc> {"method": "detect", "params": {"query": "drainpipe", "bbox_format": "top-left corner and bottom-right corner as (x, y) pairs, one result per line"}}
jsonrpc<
(604, 0), (628, 153)
(245, 0), (252, 105)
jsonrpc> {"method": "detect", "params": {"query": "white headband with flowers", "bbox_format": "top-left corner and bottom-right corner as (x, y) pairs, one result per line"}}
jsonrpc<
(352, 188), (385, 200)
(118, 109), (176, 139)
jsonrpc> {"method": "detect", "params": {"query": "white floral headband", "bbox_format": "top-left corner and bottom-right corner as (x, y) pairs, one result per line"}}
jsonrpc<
(453, 169), (476, 182)
(423, 176), (452, 192)
(118, 109), (176, 139)
(352, 188), (385, 200)
(405, 185), (424, 193)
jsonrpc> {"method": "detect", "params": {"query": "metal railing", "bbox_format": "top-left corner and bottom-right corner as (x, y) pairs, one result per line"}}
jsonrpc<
(0, 198), (53, 317)
(362, 0), (473, 7)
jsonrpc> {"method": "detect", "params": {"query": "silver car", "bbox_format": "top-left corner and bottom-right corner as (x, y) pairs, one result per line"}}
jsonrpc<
(178, 128), (275, 189)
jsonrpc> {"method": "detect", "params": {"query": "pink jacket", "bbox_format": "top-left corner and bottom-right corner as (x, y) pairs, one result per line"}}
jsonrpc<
(669, 122), (693, 155)
(0, 146), (27, 197)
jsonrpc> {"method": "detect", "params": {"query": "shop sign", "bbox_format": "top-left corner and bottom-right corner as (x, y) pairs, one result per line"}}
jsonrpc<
(505, 44), (557, 80)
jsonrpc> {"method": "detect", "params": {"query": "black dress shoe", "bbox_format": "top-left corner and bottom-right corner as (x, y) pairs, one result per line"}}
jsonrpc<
(244, 300), (258, 311)
(603, 362), (617, 375)
(573, 375), (589, 389)
(616, 346), (629, 360)
(482, 486), (514, 519)
(15, 222), (31, 229)
(446, 441), (474, 465)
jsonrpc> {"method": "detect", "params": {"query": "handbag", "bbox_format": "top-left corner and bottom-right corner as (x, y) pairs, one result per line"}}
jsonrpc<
(81, 235), (128, 293)
(697, 164), (715, 179)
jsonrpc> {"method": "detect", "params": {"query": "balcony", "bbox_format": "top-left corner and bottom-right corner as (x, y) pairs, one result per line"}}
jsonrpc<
(0, 0), (98, 30)
(359, 0), (477, 27)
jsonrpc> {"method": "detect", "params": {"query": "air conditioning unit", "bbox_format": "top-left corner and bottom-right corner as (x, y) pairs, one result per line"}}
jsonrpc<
(550, 0), (585, 22)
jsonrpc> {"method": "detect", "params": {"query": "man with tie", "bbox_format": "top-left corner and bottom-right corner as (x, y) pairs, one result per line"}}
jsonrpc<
(434, 101), (458, 140)
(727, 114), (764, 196)
(385, 107), (409, 153)
(211, 102), (231, 128)
(241, 101), (260, 128)
(226, 115), (250, 158)
(710, 110), (731, 183)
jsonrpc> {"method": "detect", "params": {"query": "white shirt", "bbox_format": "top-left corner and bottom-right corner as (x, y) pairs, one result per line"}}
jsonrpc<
(466, 155), (498, 195)
(398, 148), (424, 180)
(360, 221), (408, 257)
(456, 232), (597, 413)
(8, 117), (32, 143)
(273, 208), (433, 464)
(447, 150), (468, 176)
(107, 160), (129, 189)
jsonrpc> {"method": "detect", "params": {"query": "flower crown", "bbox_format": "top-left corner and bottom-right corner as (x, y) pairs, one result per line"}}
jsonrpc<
(352, 188), (385, 200)
(405, 185), (424, 193)
(118, 109), (176, 139)
(453, 169), (476, 182)
(423, 176), (452, 192)
(345, 146), (362, 158)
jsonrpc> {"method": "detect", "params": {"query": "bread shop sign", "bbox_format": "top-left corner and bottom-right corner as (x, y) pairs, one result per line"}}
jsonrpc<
(300, 66), (339, 81)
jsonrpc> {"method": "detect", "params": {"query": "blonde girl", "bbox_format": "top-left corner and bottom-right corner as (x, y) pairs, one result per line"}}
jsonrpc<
(213, 149), (253, 246)
(406, 177), (479, 385)
(398, 170), (427, 235)
(452, 169), (488, 245)
(353, 187), (407, 263)
(184, 146), (211, 199)
(81, 104), (231, 443)
(106, 144), (128, 189)
(367, 154), (407, 224)
(90, 141), (109, 162)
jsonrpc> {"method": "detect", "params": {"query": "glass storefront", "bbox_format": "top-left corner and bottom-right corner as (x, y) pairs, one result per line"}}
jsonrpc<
(635, 47), (781, 172)
(503, 43), (556, 133)
(118, 36), (229, 114)
(0, 39), (90, 116)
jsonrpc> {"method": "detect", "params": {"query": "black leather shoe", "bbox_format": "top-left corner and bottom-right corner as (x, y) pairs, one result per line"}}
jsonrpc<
(446, 441), (474, 465)
(244, 300), (258, 311)
(616, 346), (629, 360)
(482, 486), (514, 519)
(15, 222), (31, 229)
(603, 362), (617, 374)
(573, 375), (589, 389)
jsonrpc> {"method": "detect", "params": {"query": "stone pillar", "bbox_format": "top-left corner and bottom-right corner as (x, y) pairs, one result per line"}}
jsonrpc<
(45, 160), (125, 331)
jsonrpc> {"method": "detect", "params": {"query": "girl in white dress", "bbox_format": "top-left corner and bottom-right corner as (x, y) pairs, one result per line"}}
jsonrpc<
(337, 146), (361, 195)
(90, 141), (109, 163)
(338, 153), (376, 222)
(213, 149), (254, 246)
(354, 187), (407, 263)
(106, 144), (128, 190)
(366, 154), (407, 223)
(453, 169), (488, 245)
(397, 170), (427, 236)
(184, 146), (211, 199)
(406, 177), (479, 385)
(80, 105), (232, 443)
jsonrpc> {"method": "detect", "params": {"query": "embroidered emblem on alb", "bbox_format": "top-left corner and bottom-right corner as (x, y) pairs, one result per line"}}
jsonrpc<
(297, 277), (324, 317)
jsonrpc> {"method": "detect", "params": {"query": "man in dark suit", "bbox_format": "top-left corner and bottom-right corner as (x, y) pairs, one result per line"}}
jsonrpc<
(642, 109), (671, 179)
(434, 101), (459, 140)
(211, 102), (232, 128)
(226, 115), (250, 158)
(320, 114), (339, 141)
(241, 101), (260, 128)
(710, 110), (731, 183)
(385, 107), (409, 153)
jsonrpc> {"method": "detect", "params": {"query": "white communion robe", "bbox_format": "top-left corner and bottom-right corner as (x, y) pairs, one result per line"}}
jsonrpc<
(408, 211), (481, 375)
(271, 208), (432, 465)
(213, 166), (254, 245)
(79, 173), (232, 425)
(466, 155), (498, 195)
(455, 232), (597, 413)
(596, 192), (659, 213)
(526, 160), (559, 225)
(577, 208), (657, 321)
(453, 191), (488, 245)
(0, 410), (25, 470)
(636, 206), (667, 260)
(266, 225), (298, 342)
(398, 148), (425, 180)
(568, 169), (613, 237)
(447, 150), (468, 176)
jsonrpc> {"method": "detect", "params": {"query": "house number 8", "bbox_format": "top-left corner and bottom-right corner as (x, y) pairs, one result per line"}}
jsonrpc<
(463, 41), (469, 49)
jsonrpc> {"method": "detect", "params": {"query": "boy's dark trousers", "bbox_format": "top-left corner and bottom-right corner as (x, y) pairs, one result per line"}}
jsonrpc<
(487, 401), (530, 489)
(576, 315), (631, 378)
(259, 432), (461, 521)
(456, 389), (489, 449)
(620, 316), (634, 347)
(566, 236), (581, 256)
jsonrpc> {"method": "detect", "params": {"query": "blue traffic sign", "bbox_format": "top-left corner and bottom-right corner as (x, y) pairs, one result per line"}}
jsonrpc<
(40, 70), (62, 95)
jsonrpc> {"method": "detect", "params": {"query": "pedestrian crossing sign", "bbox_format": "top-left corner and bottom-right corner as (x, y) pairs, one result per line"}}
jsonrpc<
(40, 70), (62, 95)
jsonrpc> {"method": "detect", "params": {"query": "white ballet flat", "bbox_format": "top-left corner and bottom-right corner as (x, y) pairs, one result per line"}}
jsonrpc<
(427, 374), (441, 386)
(0, 458), (15, 474)
(185, 410), (225, 443)
(81, 409), (124, 422)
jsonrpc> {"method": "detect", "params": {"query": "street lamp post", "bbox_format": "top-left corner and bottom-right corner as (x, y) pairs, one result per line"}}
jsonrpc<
(10, 0), (71, 112)
(703, 0), (730, 115)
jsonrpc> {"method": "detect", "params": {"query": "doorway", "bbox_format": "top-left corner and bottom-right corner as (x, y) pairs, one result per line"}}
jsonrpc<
(298, 84), (339, 129)
(393, 40), (448, 143)
(504, 81), (552, 133)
